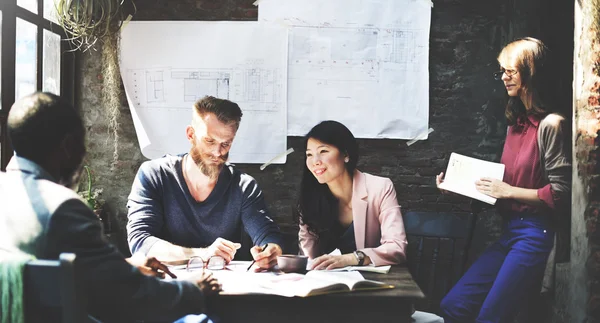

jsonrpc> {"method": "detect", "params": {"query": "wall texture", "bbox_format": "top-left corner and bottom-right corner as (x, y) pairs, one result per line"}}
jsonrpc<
(567, 1), (600, 322)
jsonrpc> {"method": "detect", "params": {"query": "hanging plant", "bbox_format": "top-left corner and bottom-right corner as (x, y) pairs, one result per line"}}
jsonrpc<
(54, 0), (134, 167)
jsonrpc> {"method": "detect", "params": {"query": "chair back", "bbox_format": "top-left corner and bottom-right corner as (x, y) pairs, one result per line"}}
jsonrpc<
(403, 211), (477, 314)
(23, 253), (86, 323)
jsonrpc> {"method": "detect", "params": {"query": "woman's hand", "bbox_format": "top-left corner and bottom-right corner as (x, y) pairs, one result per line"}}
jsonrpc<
(310, 254), (357, 270)
(475, 177), (513, 199)
(436, 172), (449, 194)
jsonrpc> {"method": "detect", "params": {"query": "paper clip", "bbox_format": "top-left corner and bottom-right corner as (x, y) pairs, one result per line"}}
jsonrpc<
(406, 128), (434, 146)
(260, 148), (294, 170)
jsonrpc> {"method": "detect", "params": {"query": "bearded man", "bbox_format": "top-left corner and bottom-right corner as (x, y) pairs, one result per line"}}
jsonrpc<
(126, 96), (284, 270)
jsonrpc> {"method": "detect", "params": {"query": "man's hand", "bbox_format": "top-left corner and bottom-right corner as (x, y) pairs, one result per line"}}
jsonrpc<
(126, 254), (177, 279)
(475, 177), (513, 199)
(188, 271), (221, 296)
(205, 238), (241, 263)
(249, 243), (282, 271)
(310, 254), (356, 270)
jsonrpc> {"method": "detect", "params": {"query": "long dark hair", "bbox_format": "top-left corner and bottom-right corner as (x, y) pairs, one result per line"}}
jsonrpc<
(294, 121), (359, 242)
(497, 37), (556, 125)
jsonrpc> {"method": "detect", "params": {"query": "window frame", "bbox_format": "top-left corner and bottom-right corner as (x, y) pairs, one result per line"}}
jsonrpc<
(0, 0), (76, 170)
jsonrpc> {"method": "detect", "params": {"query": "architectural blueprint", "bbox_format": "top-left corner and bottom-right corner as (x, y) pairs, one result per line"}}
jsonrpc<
(120, 22), (288, 163)
(259, 0), (431, 139)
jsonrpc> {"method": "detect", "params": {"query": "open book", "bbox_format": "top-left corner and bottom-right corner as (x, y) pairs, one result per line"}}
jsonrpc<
(438, 152), (505, 205)
(260, 271), (394, 297)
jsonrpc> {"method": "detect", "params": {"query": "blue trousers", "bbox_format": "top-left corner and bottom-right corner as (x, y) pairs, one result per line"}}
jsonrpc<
(440, 213), (554, 323)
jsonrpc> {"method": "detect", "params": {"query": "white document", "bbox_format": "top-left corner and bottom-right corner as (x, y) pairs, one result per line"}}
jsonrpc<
(120, 21), (288, 164)
(306, 248), (390, 273)
(329, 264), (391, 274)
(167, 261), (280, 295)
(438, 152), (506, 205)
(259, 0), (431, 139)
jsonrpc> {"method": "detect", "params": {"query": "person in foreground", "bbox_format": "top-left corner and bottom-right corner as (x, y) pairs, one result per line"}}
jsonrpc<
(126, 95), (284, 270)
(0, 92), (220, 323)
(296, 120), (408, 270)
(437, 38), (571, 323)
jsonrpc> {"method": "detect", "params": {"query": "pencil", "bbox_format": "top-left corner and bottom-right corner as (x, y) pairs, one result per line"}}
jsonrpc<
(247, 243), (269, 271)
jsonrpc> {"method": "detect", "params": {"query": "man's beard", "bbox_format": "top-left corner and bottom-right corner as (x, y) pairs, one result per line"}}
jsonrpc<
(190, 141), (227, 180)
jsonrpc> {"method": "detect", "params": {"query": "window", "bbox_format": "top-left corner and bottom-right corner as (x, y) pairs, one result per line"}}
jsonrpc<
(0, 0), (75, 170)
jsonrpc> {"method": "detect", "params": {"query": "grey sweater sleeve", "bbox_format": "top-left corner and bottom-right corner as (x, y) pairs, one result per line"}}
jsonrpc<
(47, 199), (206, 322)
(537, 113), (572, 211)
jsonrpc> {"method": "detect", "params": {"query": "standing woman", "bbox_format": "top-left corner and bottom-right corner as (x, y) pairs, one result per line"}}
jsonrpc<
(295, 120), (408, 269)
(437, 37), (571, 322)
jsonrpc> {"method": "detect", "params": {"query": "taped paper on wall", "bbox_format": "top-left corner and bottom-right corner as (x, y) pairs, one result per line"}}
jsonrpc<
(260, 148), (295, 170)
(259, 0), (432, 139)
(120, 21), (288, 164)
(406, 127), (434, 146)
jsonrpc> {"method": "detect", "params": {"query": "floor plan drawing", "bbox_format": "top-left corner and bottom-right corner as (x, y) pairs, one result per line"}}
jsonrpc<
(146, 70), (165, 103)
(171, 70), (231, 101)
(120, 21), (288, 164)
(260, 0), (431, 139)
(231, 67), (283, 110)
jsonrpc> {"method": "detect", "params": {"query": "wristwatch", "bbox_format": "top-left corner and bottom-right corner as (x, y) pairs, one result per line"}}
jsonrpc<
(353, 250), (366, 266)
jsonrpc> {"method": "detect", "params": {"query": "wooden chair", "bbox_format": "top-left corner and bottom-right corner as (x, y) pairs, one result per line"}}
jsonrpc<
(23, 253), (87, 323)
(403, 211), (477, 315)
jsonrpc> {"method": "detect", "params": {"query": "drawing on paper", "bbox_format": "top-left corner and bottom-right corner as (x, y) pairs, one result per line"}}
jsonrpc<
(171, 70), (231, 101)
(259, 0), (432, 139)
(146, 71), (165, 103)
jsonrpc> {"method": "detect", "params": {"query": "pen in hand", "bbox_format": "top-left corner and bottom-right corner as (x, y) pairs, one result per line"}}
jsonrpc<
(247, 243), (269, 271)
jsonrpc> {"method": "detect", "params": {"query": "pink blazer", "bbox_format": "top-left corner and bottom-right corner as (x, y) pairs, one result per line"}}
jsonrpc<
(299, 170), (408, 266)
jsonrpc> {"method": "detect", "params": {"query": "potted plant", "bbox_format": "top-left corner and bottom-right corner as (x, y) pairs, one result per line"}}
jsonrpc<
(79, 166), (106, 222)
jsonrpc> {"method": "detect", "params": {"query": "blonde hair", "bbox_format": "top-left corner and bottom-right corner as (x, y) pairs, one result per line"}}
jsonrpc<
(497, 37), (555, 125)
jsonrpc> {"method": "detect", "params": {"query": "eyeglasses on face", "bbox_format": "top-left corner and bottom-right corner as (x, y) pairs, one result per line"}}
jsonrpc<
(186, 256), (226, 271)
(493, 68), (518, 80)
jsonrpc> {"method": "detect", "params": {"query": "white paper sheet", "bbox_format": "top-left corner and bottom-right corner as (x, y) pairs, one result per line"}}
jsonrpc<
(259, 0), (431, 139)
(438, 153), (506, 205)
(120, 22), (288, 163)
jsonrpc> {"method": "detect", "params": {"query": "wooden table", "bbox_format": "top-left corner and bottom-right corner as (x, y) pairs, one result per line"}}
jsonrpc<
(206, 265), (425, 323)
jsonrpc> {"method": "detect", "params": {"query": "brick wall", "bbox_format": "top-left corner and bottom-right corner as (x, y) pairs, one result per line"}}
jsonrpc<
(564, 1), (600, 322)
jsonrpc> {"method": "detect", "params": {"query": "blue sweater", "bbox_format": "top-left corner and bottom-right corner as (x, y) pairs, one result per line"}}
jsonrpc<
(126, 154), (284, 257)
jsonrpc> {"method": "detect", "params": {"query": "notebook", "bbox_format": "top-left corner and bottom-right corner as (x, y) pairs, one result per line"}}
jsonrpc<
(438, 152), (505, 205)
